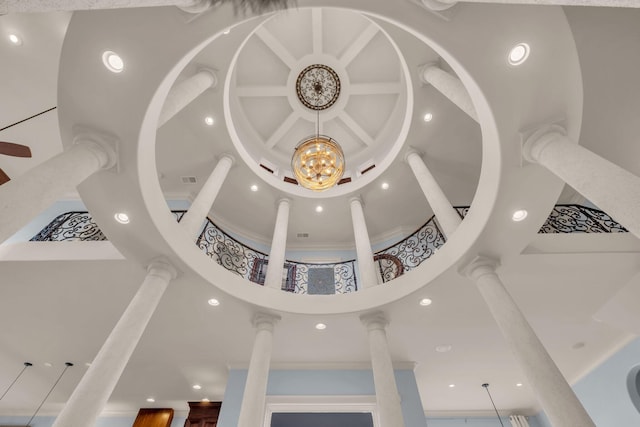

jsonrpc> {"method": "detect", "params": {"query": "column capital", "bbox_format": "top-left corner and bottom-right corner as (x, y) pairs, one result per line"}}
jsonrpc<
(460, 255), (500, 281)
(418, 62), (440, 84)
(522, 124), (567, 164)
(404, 148), (423, 164)
(276, 197), (291, 208)
(252, 312), (281, 331)
(146, 258), (178, 281)
(178, 0), (214, 13)
(197, 67), (218, 90)
(360, 311), (389, 331)
(73, 128), (118, 171)
(217, 153), (236, 167)
(349, 196), (364, 207)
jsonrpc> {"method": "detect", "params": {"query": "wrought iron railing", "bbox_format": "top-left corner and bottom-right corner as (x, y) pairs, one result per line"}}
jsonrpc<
(374, 216), (445, 283)
(30, 204), (628, 288)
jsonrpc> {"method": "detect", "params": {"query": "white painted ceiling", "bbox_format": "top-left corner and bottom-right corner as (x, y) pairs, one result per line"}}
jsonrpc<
(1, 2), (640, 421)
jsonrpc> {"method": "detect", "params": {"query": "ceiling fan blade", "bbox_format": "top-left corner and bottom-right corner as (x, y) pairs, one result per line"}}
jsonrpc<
(0, 142), (32, 158)
(0, 168), (10, 185)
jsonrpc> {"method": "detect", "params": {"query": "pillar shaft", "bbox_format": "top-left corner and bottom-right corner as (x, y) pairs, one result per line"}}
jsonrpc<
(0, 0), (209, 13)
(180, 155), (233, 240)
(158, 69), (217, 128)
(237, 313), (280, 427)
(361, 313), (406, 427)
(52, 261), (177, 427)
(350, 197), (379, 288)
(264, 199), (290, 289)
(420, 65), (477, 122)
(524, 128), (640, 239)
(406, 151), (461, 238)
(0, 139), (114, 244)
(466, 258), (595, 427)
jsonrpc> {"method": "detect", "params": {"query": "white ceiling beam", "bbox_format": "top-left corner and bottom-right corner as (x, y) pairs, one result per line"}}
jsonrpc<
(350, 82), (401, 95)
(339, 113), (374, 146)
(311, 8), (323, 55)
(236, 86), (288, 97)
(255, 27), (297, 70)
(266, 111), (300, 149)
(339, 24), (379, 68)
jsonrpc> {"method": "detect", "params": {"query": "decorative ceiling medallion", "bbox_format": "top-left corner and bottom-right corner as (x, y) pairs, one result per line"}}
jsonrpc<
(296, 64), (341, 110)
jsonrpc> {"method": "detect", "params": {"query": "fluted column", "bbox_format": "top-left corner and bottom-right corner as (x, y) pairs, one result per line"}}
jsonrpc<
(523, 125), (640, 239)
(360, 312), (406, 427)
(264, 199), (290, 289)
(350, 197), (379, 288)
(420, 0), (640, 11)
(419, 64), (477, 122)
(52, 260), (177, 427)
(0, 0), (213, 14)
(180, 154), (234, 240)
(158, 69), (218, 127)
(405, 150), (461, 238)
(0, 133), (116, 244)
(464, 257), (595, 427)
(237, 313), (280, 427)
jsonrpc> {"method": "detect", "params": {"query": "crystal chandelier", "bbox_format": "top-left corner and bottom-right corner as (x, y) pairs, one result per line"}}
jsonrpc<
(292, 64), (345, 191)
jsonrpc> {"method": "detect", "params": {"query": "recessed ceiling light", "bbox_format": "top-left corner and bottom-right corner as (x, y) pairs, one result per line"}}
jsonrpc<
(84, 362), (92, 367)
(207, 298), (220, 306)
(315, 323), (327, 330)
(8, 34), (22, 45)
(202, 398), (210, 402)
(44, 362), (53, 368)
(315, 205), (323, 213)
(192, 384), (202, 390)
(516, 383), (523, 387)
(423, 112), (433, 122)
(508, 43), (530, 66)
(114, 212), (130, 224)
(448, 384), (455, 388)
(223, 29), (231, 35)
(435, 345), (452, 353)
(381, 182), (389, 190)
(146, 397), (155, 403)
(250, 184), (258, 192)
(512, 209), (528, 222)
(102, 51), (124, 73)
(419, 298), (432, 306)
(204, 116), (214, 126)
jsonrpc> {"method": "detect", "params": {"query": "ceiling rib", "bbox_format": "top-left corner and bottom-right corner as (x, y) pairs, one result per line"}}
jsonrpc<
(255, 27), (297, 69)
(339, 24), (379, 67)
(266, 111), (301, 149)
(236, 86), (289, 97)
(338, 113), (374, 146)
(312, 8), (323, 55)
(350, 82), (401, 95)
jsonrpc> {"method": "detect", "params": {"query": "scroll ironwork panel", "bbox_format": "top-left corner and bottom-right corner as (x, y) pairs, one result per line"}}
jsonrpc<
(30, 211), (107, 241)
(539, 204), (628, 233)
(283, 260), (358, 294)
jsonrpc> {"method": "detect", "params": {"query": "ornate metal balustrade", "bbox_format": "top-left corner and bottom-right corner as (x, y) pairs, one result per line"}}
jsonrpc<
(374, 216), (445, 283)
(31, 205), (628, 288)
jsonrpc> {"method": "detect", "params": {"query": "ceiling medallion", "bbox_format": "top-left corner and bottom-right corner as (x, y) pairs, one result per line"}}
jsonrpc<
(296, 64), (341, 110)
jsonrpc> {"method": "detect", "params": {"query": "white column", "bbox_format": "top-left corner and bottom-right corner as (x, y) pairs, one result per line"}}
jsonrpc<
(464, 257), (595, 427)
(419, 64), (477, 122)
(524, 125), (640, 239)
(158, 69), (218, 127)
(264, 199), (290, 290)
(0, 134), (116, 244)
(405, 150), (461, 238)
(0, 0), (213, 14)
(237, 313), (280, 427)
(52, 260), (177, 427)
(180, 154), (234, 240)
(419, 0), (640, 11)
(360, 312), (406, 427)
(350, 197), (379, 288)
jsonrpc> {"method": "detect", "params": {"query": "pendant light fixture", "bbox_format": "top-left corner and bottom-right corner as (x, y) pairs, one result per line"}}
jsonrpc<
(0, 362), (32, 401)
(482, 383), (505, 427)
(26, 362), (74, 426)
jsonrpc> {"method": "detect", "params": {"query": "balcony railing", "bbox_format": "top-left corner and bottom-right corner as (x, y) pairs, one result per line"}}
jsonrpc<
(30, 204), (627, 289)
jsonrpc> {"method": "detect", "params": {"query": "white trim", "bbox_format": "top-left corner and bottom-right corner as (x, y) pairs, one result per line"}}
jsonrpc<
(263, 395), (379, 427)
